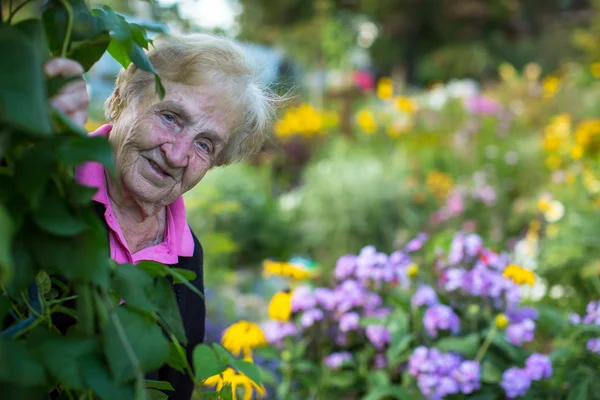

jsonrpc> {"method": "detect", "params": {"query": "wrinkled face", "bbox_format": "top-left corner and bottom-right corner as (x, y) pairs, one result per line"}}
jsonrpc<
(110, 80), (241, 207)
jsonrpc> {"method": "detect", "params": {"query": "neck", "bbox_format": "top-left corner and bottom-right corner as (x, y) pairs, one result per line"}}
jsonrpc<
(105, 171), (163, 222)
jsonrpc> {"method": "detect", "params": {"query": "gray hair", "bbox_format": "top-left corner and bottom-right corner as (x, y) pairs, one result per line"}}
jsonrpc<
(105, 33), (279, 166)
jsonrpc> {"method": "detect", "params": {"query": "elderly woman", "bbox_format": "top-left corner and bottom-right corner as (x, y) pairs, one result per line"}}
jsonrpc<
(48, 33), (276, 399)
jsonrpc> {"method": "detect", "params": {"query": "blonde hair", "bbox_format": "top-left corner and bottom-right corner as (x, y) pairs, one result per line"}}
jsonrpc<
(105, 33), (278, 166)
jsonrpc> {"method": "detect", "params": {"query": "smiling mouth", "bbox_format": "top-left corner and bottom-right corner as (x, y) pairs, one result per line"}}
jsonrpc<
(146, 158), (171, 179)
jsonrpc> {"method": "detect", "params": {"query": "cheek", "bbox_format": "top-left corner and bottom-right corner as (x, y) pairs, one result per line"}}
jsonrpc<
(183, 158), (209, 188)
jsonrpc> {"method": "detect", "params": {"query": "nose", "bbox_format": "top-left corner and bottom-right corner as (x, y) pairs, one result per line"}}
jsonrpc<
(160, 136), (192, 169)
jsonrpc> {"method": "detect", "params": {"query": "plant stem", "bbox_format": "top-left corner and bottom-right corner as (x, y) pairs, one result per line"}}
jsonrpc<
(58, 0), (74, 57)
(475, 326), (497, 363)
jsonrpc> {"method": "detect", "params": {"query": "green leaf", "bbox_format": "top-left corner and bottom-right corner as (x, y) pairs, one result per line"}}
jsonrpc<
(104, 307), (170, 383)
(111, 264), (155, 313)
(491, 334), (526, 363)
(536, 305), (566, 335)
(0, 297), (9, 322)
(435, 333), (480, 358)
(68, 33), (111, 71)
(6, 241), (37, 295)
(57, 135), (115, 173)
(193, 344), (228, 381)
(362, 386), (411, 400)
(567, 378), (591, 400)
(34, 333), (98, 390)
(145, 380), (174, 391)
(33, 188), (88, 236)
(146, 388), (168, 400)
(212, 343), (236, 364)
(367, 370), (390, 388)
(15, 144), (55, 209)
(81, 355), (135, 400)
(0, 338), (47, 386)
(107, 39), (131, 69)
(230, 360), (263, 386)
(481, 361), (502, 383)
(386, 334), (413, 367)
(165, 341), (188, 373)
(167, 266), (204, 300)
(325, 370), (357, 389)
(0, 24), (51, 135)
(171, 267), (197, 284)
(137, 261), (168, 278)
(154, 277), (187, 344)
(0, 203), (15, 282)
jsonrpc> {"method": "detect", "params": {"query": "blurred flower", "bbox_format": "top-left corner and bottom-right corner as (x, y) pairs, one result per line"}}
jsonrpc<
(373, 353), (388, 369)
(506, 319), (536, 346)
(568, 312), (582, 325)
(339, 312), (360, 332)
(575, 119), (600, 151)
(452, 360), (481, 394)
(507, 307), (539, 324)
(583, 300), (600, 324)
(268, 291), (292, 322)
(290, 286), (316, 312)
(495, 313), (509, 329)
(261, 321), (297, 346)
(334, 254), (357, 281)
(501, 367), (531, 398)
(324, 352), (352, 369)
(300, 308), (324, 328)
(356, 109), (377, 134)
(542, 76), (560, 100)
(412, 285), (439, 308)
(313, 287), (336, 311)
(503, 264), (535, 286)
(204, 367), (267, 400)
(273, 103), (336, 140)
(263, 260), (313, 280)
(405, 232), (429, 252)
(427, 170), (454, 201)
(590, 62), (600, 78)
(394, 96), (418, 114)
(366, 325), (391, 350)
(499, 62), (518, 83)
(525, 354), (552, 380)
(423, 304), (461, 338)
(465, 95), (501, 115)
(524, 63), (542, 81)
(222, 321), (267, 357)
(377, 77), (394, 99)
(407, 263), (419, 278)
(441, 268), (466, 292)
(571, 145), (584, 160)
(586, 338), (600, 354)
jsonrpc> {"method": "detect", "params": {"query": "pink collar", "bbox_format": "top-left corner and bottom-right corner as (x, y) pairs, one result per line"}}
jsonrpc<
(75, 124), (194, 264)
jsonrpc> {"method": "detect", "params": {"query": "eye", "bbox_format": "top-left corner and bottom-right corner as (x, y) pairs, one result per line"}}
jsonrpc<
(196, 140), (211, 153)
(162, 113), (176, 123)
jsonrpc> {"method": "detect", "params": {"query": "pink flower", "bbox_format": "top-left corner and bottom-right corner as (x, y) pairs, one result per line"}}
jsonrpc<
(465, 95), (501, 115)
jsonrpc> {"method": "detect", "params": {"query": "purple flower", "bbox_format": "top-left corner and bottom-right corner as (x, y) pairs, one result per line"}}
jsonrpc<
(423, 304), (461, 338)
(365, 325), (391, 350)
(448, 233), (465, 265)
(583, 300), (600, 325)
(417, 374), (438, 398)
(437, 376), (460, 397)
(453, 360), (481, 394)
(339, 312), (360, 332)
(405, 232), (429, 252)
(364, 293), (383, 312)
(465, 94), (501, 115)
(432, 350), (461, 375)
(412, 285), (439, 308)
(442, 268), (466, 292)
(291, 286), (316, 312)
(586, 338), (600, 354)
(373, 353), (387, 369)
(366, 307), (391, 319)
(324, 352), (352, 369)
(506, 319), (535, 346)
(334, 254), (357, 280)
(313, 287), (336, 311)
(501, 367), (531, 398)
(334, 280), (366, 313)
(525, 353), (552, 380)
(568, 312), (582, 325)
(409, 346), (430, 375)
(508, 306), (540, 324)
(300, 308), (323, 328)
(261, 321), (296, 346)
(464, 234), (483, 257)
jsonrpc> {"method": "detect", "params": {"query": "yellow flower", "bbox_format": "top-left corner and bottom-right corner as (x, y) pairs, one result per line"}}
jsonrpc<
(571, 145), (584, 160)
(545, 154), (562, 170)
(262, 260), (313, 280)
(407, 263), (419, 278)
(426, 170), (454, 200)
(591, 62), (600, 78)
(356, 109), (377, 134)
(204, 367), (267, 400)
(377, 77), (394, 100)
(394, 96), (418, 114)
(268, 291), (292, 322)
(495, 314), (509, 329)
(575, 119), (600, 151)
(503, 264), (536, 286)
(542, 76), (560, 100)
(543, 200), (565, 223)
(221, 321), (266, 357)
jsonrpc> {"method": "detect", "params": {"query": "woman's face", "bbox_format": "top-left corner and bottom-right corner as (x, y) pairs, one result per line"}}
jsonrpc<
(110, 80), (241, 207)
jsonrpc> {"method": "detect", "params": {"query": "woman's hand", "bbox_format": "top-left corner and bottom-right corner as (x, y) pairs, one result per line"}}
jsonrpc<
(45, 57), (90, 128)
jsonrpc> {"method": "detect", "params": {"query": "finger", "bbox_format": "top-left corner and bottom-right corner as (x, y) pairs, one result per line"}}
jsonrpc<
(44, 57), (84, 77)
(51, 91), (90, 114)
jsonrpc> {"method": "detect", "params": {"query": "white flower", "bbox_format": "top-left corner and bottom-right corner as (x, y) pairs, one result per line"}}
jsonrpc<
(544, 200), (564, 222)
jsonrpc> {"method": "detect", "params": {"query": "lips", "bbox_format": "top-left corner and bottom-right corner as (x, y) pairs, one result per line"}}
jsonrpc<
(146, 157), (171, 179)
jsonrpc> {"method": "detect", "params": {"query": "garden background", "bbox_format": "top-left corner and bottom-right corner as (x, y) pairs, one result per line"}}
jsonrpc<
(4, 0), (600, 399)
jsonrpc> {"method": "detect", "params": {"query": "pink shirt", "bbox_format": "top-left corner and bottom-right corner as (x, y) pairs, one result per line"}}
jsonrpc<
(75, 124), (195, 265)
